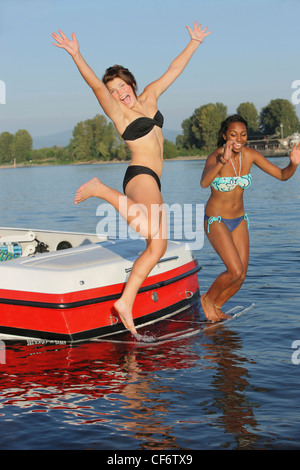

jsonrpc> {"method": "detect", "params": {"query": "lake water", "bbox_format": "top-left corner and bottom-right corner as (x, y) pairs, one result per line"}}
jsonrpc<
(0, 159), (300, 452)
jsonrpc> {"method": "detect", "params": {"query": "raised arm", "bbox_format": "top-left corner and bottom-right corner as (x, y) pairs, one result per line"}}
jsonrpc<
(200, 142), (233, 188)
(144, 21), (212, 99)
(253, 142), (300, 180)
(52, 30), (119, 119)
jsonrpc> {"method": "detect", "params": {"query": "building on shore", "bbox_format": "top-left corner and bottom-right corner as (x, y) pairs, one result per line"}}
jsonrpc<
(247, 132), (300, 157)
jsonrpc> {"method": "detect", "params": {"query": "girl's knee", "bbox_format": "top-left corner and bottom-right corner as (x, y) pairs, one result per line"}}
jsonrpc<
(228, 263), (243, 283)
(147, 238), (167, 259)
(156, 240), (167, 259)
(230, 264), (248, 285)
(240, 268), (247, 283)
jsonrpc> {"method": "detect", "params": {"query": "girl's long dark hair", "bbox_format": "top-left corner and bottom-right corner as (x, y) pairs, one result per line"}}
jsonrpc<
(217, 114), (248, 147)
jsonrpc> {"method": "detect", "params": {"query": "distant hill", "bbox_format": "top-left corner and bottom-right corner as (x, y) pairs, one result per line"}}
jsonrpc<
(33, 128), (180, 149)
(164, 128), (180, 143)
(33, 129), (73, 149)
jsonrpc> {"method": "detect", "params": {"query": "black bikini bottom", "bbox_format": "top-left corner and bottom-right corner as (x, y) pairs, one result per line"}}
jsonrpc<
(123, 165), (161, 194)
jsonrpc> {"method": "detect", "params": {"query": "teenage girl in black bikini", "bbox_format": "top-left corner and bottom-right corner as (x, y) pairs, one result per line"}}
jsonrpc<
(52, 22), (211, 335)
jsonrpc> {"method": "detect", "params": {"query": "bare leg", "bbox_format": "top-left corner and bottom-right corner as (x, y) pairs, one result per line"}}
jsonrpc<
(114, 177), (167, 333)
(74, 176), (162, 239)
(74, 174), (166, 334)
(213, 220), (249, 309)
(114, 237), (167, 333)
(202, 219), (246, 322)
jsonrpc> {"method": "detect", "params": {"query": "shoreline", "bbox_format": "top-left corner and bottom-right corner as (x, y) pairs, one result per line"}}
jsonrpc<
(0, 155), (207, 170)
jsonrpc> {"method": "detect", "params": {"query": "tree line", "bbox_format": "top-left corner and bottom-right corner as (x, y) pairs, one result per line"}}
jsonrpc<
(177, 99), (300, 152)
(1, 98), (299, 165)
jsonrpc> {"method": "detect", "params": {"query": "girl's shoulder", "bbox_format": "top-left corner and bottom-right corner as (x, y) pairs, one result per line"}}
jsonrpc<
(243, 146), (262, 163)
(208, 148), (222, 161)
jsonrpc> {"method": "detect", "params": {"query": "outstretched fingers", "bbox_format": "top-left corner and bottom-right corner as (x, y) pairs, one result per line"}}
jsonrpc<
(52, 32), (61, 47)
(186, 21), (212, 43)
(290, 142), (300, 165)
(52, 31), (69, 48)
(52, 30), (78, 56)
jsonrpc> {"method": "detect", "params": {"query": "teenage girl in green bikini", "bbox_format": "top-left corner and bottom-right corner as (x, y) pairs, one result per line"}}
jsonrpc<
(200, 114), (300, 322)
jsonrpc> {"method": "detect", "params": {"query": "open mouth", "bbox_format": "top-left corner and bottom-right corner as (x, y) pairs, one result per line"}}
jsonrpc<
(233, 142), (243, 150)
(121, 95), (131, 105)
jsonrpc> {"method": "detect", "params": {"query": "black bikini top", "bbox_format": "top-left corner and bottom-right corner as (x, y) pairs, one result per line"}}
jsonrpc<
(121, 110), (164, 141)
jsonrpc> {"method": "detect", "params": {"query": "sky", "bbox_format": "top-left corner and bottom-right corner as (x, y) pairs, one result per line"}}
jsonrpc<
(1, 0), (300, 142)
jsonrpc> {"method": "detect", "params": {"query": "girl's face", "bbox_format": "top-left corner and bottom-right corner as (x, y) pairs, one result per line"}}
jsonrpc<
(223, 122), (248, 153)
(106, 78), (136, 108)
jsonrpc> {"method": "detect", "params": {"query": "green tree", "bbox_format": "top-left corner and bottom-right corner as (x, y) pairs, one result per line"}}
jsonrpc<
(236, 102), (259, 137)
(71, 114), (123, 161)
(93, 115), (121, 160)
(11, 129), (33, 162)
(197, 102), (227, 150)
(177, 117), (198, 150)
(178, 103), (227, 151)
(71, 120), (94, 160)
(163, 139), (178, 159)
(259, 99), (300, 137)
(0, 131), (14, 163)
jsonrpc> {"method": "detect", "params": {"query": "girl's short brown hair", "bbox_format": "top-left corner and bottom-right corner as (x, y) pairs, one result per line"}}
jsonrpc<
(102, 65), (137, 97)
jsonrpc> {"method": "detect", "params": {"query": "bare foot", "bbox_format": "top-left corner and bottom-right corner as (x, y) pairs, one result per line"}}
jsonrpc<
(214, 304), (231, 320)
(74, 177), (105, 205)
(201, 293), (220, 322)
(114, 298), (137, 335)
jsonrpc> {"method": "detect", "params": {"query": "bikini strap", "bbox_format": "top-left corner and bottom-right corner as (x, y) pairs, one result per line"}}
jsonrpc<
(244, 213), (250, 229)
(207, 216), (221, 233)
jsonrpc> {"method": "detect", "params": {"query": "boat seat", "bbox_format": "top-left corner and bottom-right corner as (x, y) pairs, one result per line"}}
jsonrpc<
(0, 231), (35, 243)
(0, 231), (37, 260)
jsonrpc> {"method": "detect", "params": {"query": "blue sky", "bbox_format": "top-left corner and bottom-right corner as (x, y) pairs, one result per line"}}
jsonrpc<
(1, 0), (299, 140)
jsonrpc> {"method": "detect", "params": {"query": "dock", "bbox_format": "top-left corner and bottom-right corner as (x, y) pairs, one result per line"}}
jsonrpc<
(247, 132), (300, 157)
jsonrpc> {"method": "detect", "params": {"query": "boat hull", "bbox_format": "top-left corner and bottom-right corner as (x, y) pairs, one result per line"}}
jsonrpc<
(0, 261), (200, 343)
(0, 229), (200, 343)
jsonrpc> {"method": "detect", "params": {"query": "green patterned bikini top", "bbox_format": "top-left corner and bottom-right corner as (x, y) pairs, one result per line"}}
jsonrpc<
(211, 174), (252, 192)
(211, 152), (252, 192)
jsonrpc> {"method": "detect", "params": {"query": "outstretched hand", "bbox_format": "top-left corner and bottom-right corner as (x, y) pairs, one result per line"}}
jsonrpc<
(290, 142), (300, 166)
(52, 30), (79, 57)
(186, 21), (212, 43)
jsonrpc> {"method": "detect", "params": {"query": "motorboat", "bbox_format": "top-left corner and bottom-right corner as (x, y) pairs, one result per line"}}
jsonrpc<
(0, 227), (201, 343)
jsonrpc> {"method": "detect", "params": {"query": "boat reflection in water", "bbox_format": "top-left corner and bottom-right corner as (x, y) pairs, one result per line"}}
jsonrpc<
(0, 301), (260, 450)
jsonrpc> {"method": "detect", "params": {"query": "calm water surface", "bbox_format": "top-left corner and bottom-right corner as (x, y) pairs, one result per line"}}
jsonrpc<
(0, 159), (299, 450)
